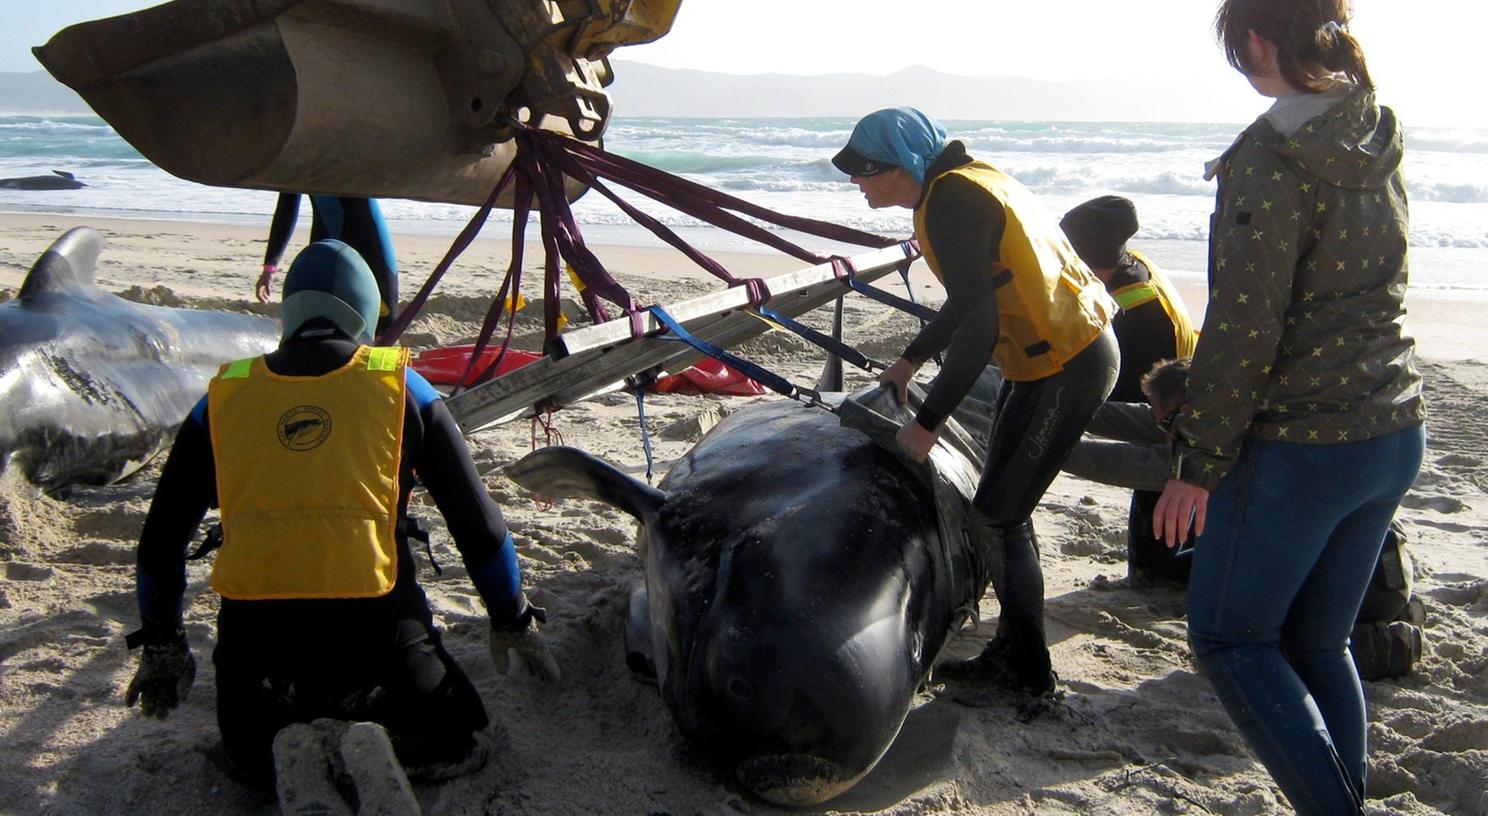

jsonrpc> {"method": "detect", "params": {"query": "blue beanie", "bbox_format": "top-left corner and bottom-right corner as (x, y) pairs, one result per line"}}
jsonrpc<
(280, 239), (380, 343)
(831, 107), (948, 184)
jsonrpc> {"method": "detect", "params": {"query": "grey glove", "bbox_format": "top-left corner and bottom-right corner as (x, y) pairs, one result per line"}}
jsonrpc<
(489, 599), (560, 684)
(124, 631), (196, 719)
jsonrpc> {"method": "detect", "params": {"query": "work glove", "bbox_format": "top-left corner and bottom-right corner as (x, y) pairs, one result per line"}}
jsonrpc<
(488, 597), (561, 684)
(123, 628), (196, 719)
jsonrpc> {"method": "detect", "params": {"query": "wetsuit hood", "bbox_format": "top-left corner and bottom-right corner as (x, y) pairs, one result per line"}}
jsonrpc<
(280, 239), (381, 344)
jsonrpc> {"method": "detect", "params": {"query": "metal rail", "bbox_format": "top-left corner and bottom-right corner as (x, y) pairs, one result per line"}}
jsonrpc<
(445, 241), (917, 433)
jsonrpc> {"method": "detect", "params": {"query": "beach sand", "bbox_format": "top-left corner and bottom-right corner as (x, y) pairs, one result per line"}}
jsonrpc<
(1, 212), (1485, 815)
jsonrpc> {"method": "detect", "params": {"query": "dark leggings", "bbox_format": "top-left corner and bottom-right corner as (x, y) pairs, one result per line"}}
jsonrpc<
(215, 615), (487, 786)
(975, 327), (1119, 647)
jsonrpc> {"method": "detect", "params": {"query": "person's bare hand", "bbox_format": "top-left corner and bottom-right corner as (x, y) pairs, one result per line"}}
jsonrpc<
(1154, 478), (1209, 549)
(895, 420), (937, 463)
(878, 357), (918, 404)
(255, 263), (278, 304)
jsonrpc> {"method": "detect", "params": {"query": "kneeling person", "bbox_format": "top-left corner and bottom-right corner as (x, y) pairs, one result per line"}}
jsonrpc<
(124, 239), (557, 793)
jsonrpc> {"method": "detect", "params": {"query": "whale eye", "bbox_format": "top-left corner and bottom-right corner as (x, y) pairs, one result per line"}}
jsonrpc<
(726, 676), (755, 701)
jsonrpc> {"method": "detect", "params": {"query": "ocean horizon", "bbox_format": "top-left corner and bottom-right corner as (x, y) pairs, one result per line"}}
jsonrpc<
(2, 113), (1485, 301)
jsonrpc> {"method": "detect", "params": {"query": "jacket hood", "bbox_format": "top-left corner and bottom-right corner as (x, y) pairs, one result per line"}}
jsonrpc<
(1260, 87), (1402, 191)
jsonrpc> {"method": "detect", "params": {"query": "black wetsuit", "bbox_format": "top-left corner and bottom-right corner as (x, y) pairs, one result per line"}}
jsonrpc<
(135, 333), (519, 784)
(1103, 254), (1190, 581)
(266, 195), (400, 336)
(903, 144), (1120, 668)
(1106, 255), (1180, 403)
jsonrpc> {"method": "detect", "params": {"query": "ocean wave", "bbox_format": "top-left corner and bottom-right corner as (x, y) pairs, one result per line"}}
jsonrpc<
(1408, 180), (1488, 204)
(1406, 129), (1488, 154)
(614, 150), (785, 174)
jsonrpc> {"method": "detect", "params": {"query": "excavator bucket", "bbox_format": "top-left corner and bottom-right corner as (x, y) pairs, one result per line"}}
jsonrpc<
(33, 0), (680, 207)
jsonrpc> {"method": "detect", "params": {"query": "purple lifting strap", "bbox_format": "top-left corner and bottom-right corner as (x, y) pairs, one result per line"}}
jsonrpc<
(385, 124), (902, 388)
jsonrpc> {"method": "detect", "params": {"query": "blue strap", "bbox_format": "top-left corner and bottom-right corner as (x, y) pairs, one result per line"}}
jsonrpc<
(647, 305), (823, 407)
(633, 389), (656, 484)
(754, 305), (885, 373)
(846, 277), (938, 322)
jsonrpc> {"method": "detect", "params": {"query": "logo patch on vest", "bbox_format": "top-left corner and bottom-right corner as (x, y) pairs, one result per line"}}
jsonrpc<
(277, 405), (332, 451)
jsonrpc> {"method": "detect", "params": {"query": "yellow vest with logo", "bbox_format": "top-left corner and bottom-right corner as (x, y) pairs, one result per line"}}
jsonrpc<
(207, 345), (408, 600)
(1108, 250), (1199, 358)
(913, 162), (1115, 381)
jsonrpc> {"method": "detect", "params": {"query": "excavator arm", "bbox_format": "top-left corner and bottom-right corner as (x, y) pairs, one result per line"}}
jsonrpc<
(33, 0), (679, 206)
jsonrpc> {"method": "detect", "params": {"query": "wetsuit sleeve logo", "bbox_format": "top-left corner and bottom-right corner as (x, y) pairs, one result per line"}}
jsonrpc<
(277, 405), (333, 451)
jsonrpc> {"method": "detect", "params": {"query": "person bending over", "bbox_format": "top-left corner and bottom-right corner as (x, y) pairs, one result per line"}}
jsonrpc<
(833, 107), (1119, 696)
(1060, 196), (1199, 582)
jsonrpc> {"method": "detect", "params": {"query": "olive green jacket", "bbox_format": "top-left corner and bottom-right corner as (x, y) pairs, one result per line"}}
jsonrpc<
(1173, 86), (1425, 491)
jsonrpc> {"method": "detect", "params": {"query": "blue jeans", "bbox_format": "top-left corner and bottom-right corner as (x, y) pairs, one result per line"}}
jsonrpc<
(1186, 424), (1425, 816)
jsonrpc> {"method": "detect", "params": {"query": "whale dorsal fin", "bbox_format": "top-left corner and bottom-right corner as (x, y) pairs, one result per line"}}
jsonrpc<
(52, 170), (76, 180)
(507, 446), (665, 523)
(18, 226), (104, 300)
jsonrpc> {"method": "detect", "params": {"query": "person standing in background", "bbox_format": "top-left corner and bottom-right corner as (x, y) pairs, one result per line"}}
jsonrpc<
(1154, 3), (1426, 813)
(258, 194), (400, 338)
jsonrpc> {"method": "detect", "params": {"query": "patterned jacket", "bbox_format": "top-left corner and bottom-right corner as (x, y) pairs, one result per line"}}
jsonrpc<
(1173, 85), (1425, 491)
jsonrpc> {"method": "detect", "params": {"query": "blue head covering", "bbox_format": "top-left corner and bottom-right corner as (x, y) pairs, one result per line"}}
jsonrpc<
(280, 239), (381, 343)
(832, 107), (948, 184)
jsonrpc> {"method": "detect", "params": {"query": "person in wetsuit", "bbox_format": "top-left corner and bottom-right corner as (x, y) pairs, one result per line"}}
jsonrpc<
(1059, 195), (1199, 582)
(833, 107), (1120, 695)
(258, 194), (399, 338)
(125, 240), (557, 797)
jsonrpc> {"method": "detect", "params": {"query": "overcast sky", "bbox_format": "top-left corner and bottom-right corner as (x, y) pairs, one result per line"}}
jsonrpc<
(7, 0), (1483, 128)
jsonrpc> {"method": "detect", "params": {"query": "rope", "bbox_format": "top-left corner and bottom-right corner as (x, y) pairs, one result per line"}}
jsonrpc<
(632, 388), (656, 484)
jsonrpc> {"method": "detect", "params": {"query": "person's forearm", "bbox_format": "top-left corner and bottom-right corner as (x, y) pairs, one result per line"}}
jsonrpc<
(917, 294), (998, 430)
(416, 400), (521, 614)
(1085, 401), (1167, 445)
(136, 419), (214, 631)
(1061, 437), (1172, 491)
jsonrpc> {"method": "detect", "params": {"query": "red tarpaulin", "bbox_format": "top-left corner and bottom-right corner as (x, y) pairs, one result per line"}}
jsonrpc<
(410, 345), (766, 397)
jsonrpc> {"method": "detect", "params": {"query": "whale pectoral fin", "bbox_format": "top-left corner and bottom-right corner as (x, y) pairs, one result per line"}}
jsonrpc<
(507, 445), (665, 522)
(623, 581), (657, 682)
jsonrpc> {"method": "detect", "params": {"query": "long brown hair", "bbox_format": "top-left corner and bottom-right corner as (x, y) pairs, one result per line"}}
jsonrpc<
(1215, 0), (1374, 92)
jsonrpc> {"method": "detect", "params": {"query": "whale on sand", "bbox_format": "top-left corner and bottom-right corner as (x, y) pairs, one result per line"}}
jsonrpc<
(509, 387), (993, 804)
(0, 226), (277, 490)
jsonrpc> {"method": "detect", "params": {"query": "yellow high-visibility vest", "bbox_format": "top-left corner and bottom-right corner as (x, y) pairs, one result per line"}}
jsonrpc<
(914, 161), (1114, 380)
(1108, 250), (1198, 358)
(207, 345), (408, 600)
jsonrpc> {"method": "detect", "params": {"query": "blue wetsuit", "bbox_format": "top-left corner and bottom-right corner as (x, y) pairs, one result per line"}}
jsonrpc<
(266, 195), (399, 336)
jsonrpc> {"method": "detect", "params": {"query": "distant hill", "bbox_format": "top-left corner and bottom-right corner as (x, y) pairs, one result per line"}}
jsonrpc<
(607, 61), (1250, 124)
(1, 62), (1247, 123)
(0, 70), (89, 113)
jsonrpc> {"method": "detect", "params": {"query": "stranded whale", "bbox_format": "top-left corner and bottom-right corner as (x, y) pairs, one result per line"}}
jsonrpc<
(0, 170), (86, 190)
(0, 226), (278, 490)
(509, 388), (992, 804)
